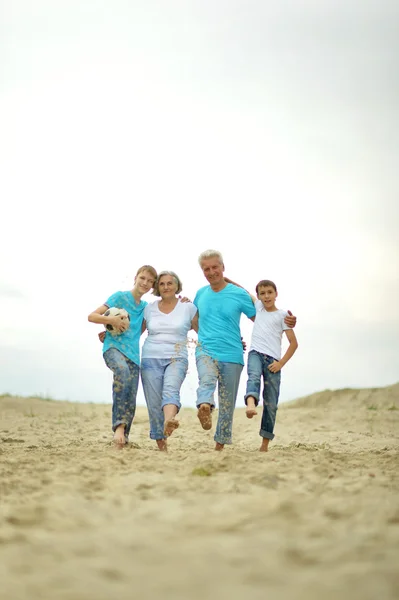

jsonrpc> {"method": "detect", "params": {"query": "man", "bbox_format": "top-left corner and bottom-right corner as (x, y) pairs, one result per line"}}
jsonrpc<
(193, 249), (296, 451)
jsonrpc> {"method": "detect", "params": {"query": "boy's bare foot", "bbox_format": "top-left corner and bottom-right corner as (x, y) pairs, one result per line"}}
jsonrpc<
(113, 424), (126, 447)
(164, 418), (179, 437)
(246, 396), (257, 419)
(156, 439), (168, 452)
(215, 442), (224, 451)
(197, 404), (212, 430)
(260, 439), (270, 452)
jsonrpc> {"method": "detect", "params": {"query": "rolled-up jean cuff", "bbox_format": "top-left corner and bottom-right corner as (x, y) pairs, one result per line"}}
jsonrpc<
(260, 429), (275, 440)
(214, 435), (232, 445)
(112, 419), (127, 432)
(161, 399), (181, 411)
(244, 393), (260, 406)
(150, 432), (166, 441)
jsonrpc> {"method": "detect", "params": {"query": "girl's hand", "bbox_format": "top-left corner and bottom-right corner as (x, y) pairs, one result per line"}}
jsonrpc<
(268, 361), (282, 373)
(98, 331), (106, 343)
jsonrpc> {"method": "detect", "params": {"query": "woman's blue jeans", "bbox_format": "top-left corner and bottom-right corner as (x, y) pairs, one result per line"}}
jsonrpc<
(244, 350), (281, 440)
(103, 348), (139, 438)
(141, 357), (188, 440)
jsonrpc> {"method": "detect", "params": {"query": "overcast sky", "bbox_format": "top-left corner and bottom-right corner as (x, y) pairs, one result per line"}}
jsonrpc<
(1, 0), (398, 408)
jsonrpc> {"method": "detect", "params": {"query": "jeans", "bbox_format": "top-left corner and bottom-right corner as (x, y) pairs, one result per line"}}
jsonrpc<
(141, 357), (188, 440)
(103, 348), (140, 438)
(245, 350), (281, 440)
(196, 355), (243, 445)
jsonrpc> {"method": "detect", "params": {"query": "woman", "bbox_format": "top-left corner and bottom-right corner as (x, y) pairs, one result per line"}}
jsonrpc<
(88, 265), (157, 447)
(141, 271), (198, 451)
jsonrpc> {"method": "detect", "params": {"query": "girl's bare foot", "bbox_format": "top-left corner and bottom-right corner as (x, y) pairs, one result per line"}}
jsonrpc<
(156, 439), (168, 452)
(164, 418), (179, 437)
(113, 424), (126, 447)
(259, 439), (270, 452)
(246, 396), (257, 419)
(215, 442), (224, 451)
(197, 404), (212, 430)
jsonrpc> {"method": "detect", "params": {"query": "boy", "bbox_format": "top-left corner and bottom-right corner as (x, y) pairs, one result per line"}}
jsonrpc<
(245, 279), (298, 452)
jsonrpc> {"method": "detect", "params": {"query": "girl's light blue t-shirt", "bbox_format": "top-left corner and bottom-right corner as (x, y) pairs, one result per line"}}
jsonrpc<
(102, 291), (147, 366)
(194, 283), (256, 365)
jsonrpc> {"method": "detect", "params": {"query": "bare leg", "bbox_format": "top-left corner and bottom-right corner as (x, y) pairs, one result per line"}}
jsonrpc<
(246, 396), (257, 419)
(260, 438), (270, 452)
(197, 403), (212, 430)
(163, 404), (179, 437)
(215, 442), (224, 451)
(113, 424), (126, 447)
(156, 439), (168, 451)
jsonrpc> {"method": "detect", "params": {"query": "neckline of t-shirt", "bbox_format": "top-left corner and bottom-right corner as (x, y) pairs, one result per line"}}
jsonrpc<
(156, 299), (180, 315)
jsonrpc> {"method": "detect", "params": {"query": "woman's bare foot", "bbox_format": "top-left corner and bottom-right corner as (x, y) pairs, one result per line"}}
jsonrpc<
(164, 418), (179, 437)
(246, 396), (257, 419)
(260, 438), (270, 452)
(156, 439), (168, 452)
(197, 404), (212, 430)
(215, 442), (224, 451)
(113, 424), (127, 447)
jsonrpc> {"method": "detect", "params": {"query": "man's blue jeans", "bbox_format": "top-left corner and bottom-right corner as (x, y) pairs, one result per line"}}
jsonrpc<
(244, 350), (281, 440)
(141, 357), (188, 440)
(103, 348), (140, 438)
(196, 355), (243, 445)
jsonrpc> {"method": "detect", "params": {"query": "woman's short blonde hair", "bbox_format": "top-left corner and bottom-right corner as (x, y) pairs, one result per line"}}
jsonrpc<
(153, 271), (183, 296)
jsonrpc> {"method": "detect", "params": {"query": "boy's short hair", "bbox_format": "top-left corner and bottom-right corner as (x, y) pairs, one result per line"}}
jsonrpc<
(153, 271), (183, 296)
(256, 279), (277, 294)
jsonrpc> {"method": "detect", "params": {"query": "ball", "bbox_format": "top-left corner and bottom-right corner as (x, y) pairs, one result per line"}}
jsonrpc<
(104, 307), (130, 334)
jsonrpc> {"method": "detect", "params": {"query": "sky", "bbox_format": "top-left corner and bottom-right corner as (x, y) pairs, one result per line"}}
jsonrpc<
(1, 0), (398, 408)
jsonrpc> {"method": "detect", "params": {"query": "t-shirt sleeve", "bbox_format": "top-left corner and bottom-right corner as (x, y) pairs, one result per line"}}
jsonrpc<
(104, 291), (121, 308)
(144, 304), (151, 322)
(240, 289), (256, 318)
(281, 310), (291, 330)
(187, 302), (198, 321)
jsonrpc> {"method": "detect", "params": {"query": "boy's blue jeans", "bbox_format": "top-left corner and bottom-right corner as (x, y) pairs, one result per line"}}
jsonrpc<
(244, 350), (281, 440)
(196, 355), (243, 445)
(103, 348), (140, 438)
(141, 357), (188, 440)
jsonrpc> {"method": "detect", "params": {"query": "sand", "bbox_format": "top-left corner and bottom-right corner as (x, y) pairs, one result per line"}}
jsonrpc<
(1, 384), (398, 600)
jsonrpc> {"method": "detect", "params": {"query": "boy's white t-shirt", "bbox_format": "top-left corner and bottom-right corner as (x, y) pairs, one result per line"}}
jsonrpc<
(249, 300), (291, 360)
(142, 300), (197, 360)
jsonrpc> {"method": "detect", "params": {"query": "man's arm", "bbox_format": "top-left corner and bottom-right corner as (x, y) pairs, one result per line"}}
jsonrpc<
(224, 276), (256, 303)
(284, 311), (297, 328)
(268, 329), (298, 373)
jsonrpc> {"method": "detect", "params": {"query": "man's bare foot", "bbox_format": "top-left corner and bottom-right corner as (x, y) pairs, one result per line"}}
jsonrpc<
(164, 418), (179, 437)
(215, 442), (224, 451)
(260, 439), (270, 452)
(156, 439), (168, 452)
(246, 408), (257, 419)
(197, 404), (212, 430)
(113, 424), (126, 447)
(246, 397), (257, 419)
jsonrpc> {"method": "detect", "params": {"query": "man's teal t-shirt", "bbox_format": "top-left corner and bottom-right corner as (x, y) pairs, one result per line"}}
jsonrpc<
(193, 283), (256, 365)
(102, 291), (147, 366)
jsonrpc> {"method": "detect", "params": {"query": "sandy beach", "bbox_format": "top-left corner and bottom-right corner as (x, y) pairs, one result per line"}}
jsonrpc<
(1, 384), (398, 600)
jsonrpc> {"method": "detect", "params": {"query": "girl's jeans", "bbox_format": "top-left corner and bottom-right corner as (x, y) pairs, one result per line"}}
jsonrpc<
(141, 357), (188, 440)
(103, 348), (139, 438)
(244, 350), (281, 440)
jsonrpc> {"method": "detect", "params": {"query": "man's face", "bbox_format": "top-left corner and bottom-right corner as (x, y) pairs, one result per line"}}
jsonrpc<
(200, 257), (224, 285)
(257, 285), (277, 309)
